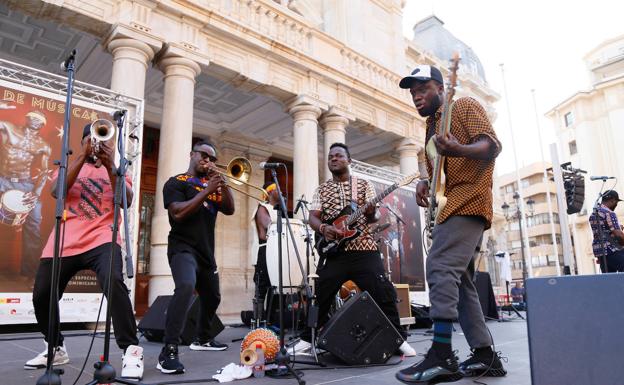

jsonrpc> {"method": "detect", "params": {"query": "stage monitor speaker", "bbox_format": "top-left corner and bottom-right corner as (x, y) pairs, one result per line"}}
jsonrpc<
(526, 274), (624, 385)
(138, 295), (224, 345)
(317, 291), (403, 365)
(393, 283), (412, 319)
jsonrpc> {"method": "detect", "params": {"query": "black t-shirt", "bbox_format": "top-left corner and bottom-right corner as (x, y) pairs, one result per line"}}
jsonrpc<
(163, 174), (221, 269)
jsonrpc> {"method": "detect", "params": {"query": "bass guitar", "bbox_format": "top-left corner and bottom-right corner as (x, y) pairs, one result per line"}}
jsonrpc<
(425, 53), (460, 239)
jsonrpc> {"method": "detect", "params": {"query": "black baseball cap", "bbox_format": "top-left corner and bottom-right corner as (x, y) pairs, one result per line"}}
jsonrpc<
(82, 123), (91, 139)
(602, 190), (622, 202)
(399, 65), (444, 89)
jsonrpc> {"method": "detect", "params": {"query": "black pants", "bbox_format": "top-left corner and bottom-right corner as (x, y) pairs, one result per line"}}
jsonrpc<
(32, 243), (138, 350)
(253, 245), (272, 318)
(165, 251), (221, 344)
(599, 249), (624, 273)
(301, 250), (406, 341)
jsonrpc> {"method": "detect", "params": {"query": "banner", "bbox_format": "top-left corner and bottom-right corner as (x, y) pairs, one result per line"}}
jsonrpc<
(0, 81), (114, 324)
(351, 170), (426, 292)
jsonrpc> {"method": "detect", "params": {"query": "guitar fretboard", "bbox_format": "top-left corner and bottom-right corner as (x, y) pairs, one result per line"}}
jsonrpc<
(346, 183), (398, 226)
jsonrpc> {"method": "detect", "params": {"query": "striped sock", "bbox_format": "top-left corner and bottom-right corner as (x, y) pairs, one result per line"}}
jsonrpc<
(431, 320), (453, 357)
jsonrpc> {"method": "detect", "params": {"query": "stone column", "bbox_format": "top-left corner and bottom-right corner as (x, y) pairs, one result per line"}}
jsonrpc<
(396, 138), (421, 176)
(288, 103), (322, 210)
(107, 38), (155, 98)
(320, 113), (349, 182)
(149, 56), (201, 304)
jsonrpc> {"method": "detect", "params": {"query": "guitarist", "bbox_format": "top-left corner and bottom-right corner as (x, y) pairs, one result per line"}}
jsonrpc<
(291, 142), (416, 358)
(395, 65), (506, 384)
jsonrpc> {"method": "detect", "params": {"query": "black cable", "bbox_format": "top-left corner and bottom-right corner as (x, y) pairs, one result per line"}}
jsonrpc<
(47, 216), (67, 369)
(70, 289), (106, 385)
(296, 356), (404, 371)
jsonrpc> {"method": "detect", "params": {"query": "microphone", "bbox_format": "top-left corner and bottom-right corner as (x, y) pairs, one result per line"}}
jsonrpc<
(590, 176), (615, 181)
(60, 49), (77, 71)
(113, 109), (126, 122)
(294, 195), (308, 215)
(259, 161), (283, 169)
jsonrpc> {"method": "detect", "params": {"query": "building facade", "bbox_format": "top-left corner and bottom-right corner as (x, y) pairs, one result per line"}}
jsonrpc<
(0, 0), (498, 317)
(498, 162), (563, 281)
(546, 34), (624, 275)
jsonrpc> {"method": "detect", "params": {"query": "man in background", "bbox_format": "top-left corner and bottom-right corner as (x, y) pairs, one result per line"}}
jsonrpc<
(589, 189), (624, 272)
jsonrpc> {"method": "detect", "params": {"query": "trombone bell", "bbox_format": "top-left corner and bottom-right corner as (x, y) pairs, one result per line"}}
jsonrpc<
(213, 157), (267, 202)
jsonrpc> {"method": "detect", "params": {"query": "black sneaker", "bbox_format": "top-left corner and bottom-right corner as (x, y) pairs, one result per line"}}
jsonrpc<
(395, 349), (463, 384)
(189, 339), (228, 351)
(157, 344), (185, 374)
(459, 349), (507, 377)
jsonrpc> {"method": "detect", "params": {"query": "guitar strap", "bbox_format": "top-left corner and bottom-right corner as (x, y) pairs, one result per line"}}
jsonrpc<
(350, 175), (359, 211)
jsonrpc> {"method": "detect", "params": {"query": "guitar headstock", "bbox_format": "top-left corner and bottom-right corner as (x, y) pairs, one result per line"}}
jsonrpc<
(446, 52), (461, 102)
(397, 174), (418, 188)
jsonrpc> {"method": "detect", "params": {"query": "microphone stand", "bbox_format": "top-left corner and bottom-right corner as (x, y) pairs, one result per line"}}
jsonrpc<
(85, 111), (138, 385)
(36, 48), (77, 385)
(266, 168), (310, 384)
(294, 197), (322, 365)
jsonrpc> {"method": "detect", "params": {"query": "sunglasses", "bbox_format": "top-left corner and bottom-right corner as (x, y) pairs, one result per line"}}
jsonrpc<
(194, 150), (217, 162)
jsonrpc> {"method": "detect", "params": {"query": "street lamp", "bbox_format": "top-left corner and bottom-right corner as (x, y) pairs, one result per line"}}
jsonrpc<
(502, 192), (535, 284)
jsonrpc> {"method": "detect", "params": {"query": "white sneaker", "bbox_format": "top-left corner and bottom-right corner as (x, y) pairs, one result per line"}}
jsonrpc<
(121, 345), (144, 380)
(290, 339), (312, 355)
(24, 342), (69, 370)
(398, 341), (417, 357)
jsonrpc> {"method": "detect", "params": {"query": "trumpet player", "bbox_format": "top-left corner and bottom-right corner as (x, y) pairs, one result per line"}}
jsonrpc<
(158, 140), (235, 374)
(26, 123), (144, 380)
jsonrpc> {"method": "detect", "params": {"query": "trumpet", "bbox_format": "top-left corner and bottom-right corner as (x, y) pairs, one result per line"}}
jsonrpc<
(211, 157), (268, 202)
(90, 119), (115, 155)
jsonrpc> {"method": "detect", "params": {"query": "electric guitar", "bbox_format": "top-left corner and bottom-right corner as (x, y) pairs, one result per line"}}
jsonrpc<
(316, 174), (417, 258)
(425, 53), (460, 239)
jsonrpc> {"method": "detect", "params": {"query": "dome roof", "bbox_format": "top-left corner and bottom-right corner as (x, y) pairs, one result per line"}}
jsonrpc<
(411, 16), (487, 83)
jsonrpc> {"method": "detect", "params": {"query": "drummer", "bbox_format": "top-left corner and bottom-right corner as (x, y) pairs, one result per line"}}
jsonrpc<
(250, 182), (281, 321)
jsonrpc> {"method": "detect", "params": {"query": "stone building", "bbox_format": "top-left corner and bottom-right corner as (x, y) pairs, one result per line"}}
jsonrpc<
(546, 34), (624, 275)
(0, 0), (499, 316)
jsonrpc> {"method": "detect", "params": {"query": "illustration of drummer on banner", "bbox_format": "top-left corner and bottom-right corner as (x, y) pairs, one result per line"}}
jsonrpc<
(0, 101), (51, 276)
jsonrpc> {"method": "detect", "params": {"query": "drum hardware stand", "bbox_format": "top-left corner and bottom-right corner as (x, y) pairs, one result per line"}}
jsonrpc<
(266, 169), (315, 384)
(36, 48), (77, 385)
(84, 110), (138, 385)
(376, 235), (392, 280)
(293, 196), (323, 366)
(383, 203), (405, 280)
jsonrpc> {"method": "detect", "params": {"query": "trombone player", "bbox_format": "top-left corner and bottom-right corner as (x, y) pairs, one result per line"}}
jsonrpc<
(158, 140), (235, 374)
(26, 122), (144, 379)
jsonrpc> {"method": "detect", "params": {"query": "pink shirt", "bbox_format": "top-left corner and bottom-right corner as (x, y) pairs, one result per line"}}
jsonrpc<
(41, 163), (132, 258)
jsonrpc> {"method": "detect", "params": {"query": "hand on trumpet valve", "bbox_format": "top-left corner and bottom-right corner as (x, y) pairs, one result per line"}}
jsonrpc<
(96, 141), (115, 169)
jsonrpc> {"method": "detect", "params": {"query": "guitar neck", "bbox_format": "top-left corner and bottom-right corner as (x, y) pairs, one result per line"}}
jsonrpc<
(346, 183), (398, 226)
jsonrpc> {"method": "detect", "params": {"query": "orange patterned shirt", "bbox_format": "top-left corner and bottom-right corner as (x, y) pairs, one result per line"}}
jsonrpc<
(425, 97), (501, 229)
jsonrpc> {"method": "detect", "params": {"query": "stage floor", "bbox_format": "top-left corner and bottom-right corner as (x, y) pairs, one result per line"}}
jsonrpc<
(2, 315), (529, 385)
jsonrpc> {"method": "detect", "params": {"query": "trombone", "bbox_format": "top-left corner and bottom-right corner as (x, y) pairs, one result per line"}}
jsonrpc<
(211, 157), (268, 202)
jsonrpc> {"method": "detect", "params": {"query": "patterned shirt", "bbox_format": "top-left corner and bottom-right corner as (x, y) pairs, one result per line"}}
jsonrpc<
(425, 97), (501, 229)
(310, 177), (378, 252)
(589, 204), (623, 257)
(41, 163), (131, 257)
